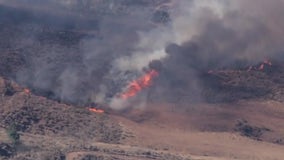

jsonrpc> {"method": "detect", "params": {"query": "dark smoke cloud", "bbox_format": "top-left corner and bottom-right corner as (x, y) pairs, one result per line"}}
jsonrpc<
(148, 0), (284, 104)
(163, 0), (284, 68)
(1, 0), (284, 109)
(0, 0), (169, 107)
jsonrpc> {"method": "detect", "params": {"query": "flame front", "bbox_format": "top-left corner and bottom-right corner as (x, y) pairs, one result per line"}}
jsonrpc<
(120, 70), (159, 99)
(259, 59), (272, 70)
(23, 88), (31, 94)
(89, 108), (104, 113)
(247, 59), (272, 72)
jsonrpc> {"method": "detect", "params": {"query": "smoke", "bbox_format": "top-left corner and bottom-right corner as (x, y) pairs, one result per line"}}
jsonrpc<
(0, 0), (166, 107)
(171, 0), (284, 67)
(1, 0), (284, 109)
(123, 0), (284, 104)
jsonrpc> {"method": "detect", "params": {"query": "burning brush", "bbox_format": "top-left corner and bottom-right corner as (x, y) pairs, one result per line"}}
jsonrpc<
(19, 70), (159, 114)
(208, 59), (273, 74)
(88, 108), (105, 113)
(247, 59), (273, 72)
(89, 69), (159, 113)
(23, 88), (31, 94)
(119, 69), (159, 99)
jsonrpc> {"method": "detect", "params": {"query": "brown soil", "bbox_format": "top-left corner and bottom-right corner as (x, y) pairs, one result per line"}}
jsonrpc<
(1, 1), (284, 160)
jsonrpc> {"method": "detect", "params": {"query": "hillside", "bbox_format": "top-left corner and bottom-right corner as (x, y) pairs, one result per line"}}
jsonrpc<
(0, 1), (284, 160)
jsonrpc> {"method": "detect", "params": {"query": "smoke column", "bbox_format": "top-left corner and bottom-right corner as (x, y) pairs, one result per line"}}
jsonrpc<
(1, 0), (284, 109)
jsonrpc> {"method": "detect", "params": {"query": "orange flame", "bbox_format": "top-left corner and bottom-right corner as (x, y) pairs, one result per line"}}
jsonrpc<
(247, 59), (272, 72)
(120, 70), (159, 99)
(247, 66), (253, 72)
(263, 59), (272, 66)
(258, 59), (272, 70)
(89, 108), (104, 113)
(258, 64), (265, 70)
(23, 88), (31, 94)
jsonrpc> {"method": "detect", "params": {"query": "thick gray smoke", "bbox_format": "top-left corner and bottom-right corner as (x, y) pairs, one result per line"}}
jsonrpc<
(1, 0), (284, 109)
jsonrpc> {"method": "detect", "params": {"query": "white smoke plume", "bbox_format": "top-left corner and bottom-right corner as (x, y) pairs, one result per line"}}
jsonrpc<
(1, 0), (284, 109)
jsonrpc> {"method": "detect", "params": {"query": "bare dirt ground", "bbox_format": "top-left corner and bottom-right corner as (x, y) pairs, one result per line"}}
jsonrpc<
(1, 1), (284, 160)
(1, 75), (284, 160)
(114, 101), (284, 160)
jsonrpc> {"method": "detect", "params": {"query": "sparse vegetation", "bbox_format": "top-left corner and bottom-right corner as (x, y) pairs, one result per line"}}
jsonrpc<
(0, 143), (15, 158)
(6, 123), (20, 146)
(1, 1), (284, 160)
(235, 119), (271, 140)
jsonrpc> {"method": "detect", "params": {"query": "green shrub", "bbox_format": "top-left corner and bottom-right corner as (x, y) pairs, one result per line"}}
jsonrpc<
(6, 124), (20, 145)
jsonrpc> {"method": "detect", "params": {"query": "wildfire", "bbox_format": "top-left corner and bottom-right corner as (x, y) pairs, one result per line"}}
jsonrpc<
(88, 108), (104, 113)
(259, 59), (272, 70)
(248, 59), (272, 72)
(120, 70), (159, 99)
(23, 88), (31, 94)
(208, 59), (273, 74)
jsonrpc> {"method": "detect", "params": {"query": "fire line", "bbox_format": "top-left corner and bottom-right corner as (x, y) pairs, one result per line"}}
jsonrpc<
(119, 69), (159, 99)
(89, 108), (105, 113)
(23, 88), (31, 94)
